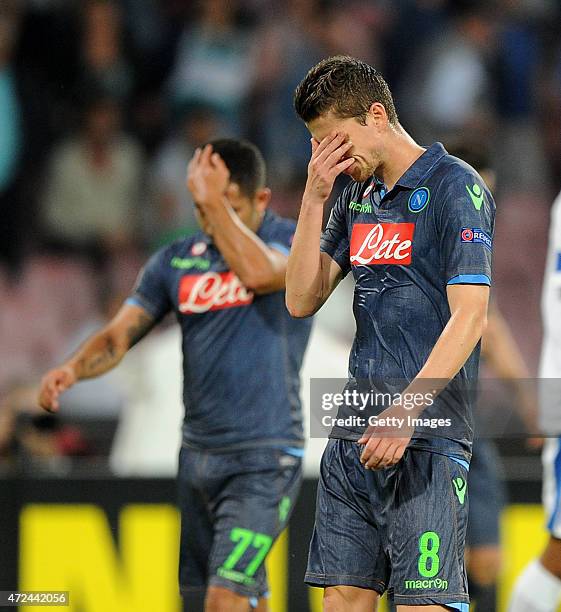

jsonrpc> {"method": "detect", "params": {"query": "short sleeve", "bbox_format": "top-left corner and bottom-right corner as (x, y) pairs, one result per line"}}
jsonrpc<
(320, 186), (352, 277)
(126, 248), (173, 321)
(260, 218), (296, 256)
(438, 173), (495, 286)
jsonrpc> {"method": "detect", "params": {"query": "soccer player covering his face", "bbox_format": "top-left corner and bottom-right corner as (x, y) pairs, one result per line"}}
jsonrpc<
(38, 139), (312, 612)
(286, 56), (494, 611)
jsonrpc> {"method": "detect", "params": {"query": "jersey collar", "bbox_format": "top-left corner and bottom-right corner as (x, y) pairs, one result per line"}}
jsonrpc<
(394, 142), (447, 190)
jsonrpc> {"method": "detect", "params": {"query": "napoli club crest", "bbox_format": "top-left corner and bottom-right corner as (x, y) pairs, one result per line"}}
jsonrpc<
(408, 187), (430, 213)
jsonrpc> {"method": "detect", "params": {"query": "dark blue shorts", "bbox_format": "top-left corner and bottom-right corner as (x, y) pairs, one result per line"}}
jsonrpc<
(306, 439), (470, 609)
(177, 445), (302, 599)
(466, 438), (506, 547)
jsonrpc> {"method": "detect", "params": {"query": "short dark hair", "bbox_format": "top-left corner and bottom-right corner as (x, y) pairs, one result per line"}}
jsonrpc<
(294, 55), (398, 126)
(207, 138), (266, 199)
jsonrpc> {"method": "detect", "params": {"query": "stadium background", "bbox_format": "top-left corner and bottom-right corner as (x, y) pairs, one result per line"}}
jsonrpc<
(0, 0), (560, 610)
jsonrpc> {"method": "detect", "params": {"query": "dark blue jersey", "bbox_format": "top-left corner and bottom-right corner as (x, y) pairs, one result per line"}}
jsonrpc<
(128, 210), (312, 452)
(321, 143), (495, 457)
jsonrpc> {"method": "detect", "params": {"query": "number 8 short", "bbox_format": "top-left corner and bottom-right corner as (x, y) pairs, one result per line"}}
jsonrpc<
(305, 438), (470, 611)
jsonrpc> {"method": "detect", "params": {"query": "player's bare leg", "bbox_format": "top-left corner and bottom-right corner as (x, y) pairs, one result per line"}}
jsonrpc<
(541, 537), (561, 579)
(465, 544), (501, 610)
(397, 606), (449, 611)
(508, 537), (561, 611)
(254, 598), (268, 612)
(204, 586), (268, 612)
(323, 585), (379, 611)
(465, 544), (502, 586)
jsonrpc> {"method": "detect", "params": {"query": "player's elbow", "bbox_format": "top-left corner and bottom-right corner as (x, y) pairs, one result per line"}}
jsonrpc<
(105, 326), (132, 357)
(285, 294), (317, 318)
(240, 271), (274, 294)
(470, 304), (488, 342)
(477, 311), (488, 340)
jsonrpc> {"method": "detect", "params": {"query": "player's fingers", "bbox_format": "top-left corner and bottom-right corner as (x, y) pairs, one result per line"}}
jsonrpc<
(44, 376), (59, 398)
(324, 141), (353, 169)
(200, 144), (213, 166)
(39, 397), (53, 412)
(187, 154), (200, 179)
(39, 386), (57, 412)
(311, 132), (337, 157)
(42, 371), (71, 402)
(47, 395), (60, 412)
(358, 426), (376, 445)
(370, 448), (393, 469)
(331, 157), (355, 175)
(211, 152), (231, 180)
(312, 132), (345, 162)
(226, 182), (240, 200)
(381, 438), (407, 469)
(310, 138), (319, 154)
(359, 436), (375, 463)
(187, 160), (199, 187)
(56, 379), (70, 394)
(375, 442), (398, 468)
(38, 387), (50, 410)
(189, 148), (201, 171)
(314, 132), (347, 164)
(365, 438), (391, 470)
(360, 434), (381, 464)
(388, 443), (406, 466)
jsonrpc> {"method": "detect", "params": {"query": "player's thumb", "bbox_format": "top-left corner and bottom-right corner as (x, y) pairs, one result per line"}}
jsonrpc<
(56, 373), (74, 393)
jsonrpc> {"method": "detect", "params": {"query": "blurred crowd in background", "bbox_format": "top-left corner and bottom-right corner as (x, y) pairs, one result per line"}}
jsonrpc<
(1, 0), (561, 471)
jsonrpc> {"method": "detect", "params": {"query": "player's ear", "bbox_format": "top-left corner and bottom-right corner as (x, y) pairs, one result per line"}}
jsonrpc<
(368, 102), (388, 128)
(254, 187), (271, 212)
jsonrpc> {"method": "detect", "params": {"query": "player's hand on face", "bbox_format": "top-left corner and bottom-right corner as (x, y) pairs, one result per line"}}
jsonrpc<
(358, 404), (414, 470)
(304, 132), (355, 204)
(38, 366), (77, 413)
(187, 144), (230, 208)
(225, 182), (241, 205)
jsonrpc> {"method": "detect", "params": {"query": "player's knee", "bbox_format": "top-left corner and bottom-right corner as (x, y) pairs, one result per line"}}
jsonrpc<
(323, 585), (378, 611)
(541, 537), (561, 578)
(467, 546), (502, 586)
(205, 585), (250, 612)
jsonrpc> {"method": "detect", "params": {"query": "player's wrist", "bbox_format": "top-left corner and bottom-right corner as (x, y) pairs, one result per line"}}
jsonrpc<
(302, 191), (328, 209)
(62, 362), (79, 383)
(194, 193), (222, 209)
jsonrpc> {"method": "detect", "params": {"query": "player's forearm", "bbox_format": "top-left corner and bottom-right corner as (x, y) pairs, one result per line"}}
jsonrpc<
(481, 312), (536, 424)
(403, 307), (488, 412)
(484, 330), (530, 382)
(65, 329), (128, 381)
(204, 200), (281, 293)
(286, 198), (326, 317)
(487, 348), (534, 422)
(422, 308), (486, 378)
